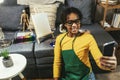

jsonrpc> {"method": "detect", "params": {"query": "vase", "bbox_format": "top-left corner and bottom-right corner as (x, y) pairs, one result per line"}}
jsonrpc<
(2, 56), (14, 67)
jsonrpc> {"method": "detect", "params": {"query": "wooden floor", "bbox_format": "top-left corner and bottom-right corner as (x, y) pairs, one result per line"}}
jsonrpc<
(95, 65), (120, 80)
(32, 79), (53, 80)
(95, 45), (120, 80)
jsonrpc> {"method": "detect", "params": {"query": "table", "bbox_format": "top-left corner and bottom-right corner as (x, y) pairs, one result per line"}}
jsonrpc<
(0, 54), (27, 80)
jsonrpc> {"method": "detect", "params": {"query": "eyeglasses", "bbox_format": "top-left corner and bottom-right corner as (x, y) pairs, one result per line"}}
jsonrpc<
(65, 19), (81, 26)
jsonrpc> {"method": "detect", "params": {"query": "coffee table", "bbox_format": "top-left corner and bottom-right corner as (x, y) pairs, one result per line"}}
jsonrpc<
(0, 54), (27, 80)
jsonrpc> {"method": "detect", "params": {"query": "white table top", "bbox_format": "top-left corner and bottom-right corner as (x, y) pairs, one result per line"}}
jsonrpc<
(0, 54), (27, 79)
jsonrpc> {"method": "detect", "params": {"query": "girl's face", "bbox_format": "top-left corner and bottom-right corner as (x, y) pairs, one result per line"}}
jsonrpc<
(64, 13), (81, 37)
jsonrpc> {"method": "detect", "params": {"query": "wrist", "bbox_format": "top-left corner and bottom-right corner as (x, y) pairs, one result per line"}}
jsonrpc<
(54, 78), (59, 80)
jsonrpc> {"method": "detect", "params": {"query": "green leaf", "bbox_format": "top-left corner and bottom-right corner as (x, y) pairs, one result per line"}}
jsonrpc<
(0, 49), (9, 59)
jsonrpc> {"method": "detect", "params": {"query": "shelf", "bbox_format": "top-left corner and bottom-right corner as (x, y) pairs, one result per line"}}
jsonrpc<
(104, 27), (120, 31)
(100, 22), (120, 31)
(99, 3), (120, 9)
(97, 0), (120, 28)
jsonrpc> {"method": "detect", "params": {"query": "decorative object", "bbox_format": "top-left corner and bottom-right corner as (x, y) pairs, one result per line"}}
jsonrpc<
(0, 50), (13, 67)
(20, 9), (31, 32)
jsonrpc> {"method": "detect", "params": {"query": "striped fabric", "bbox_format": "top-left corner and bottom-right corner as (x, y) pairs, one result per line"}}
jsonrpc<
(17, 0), (64, 5)
(29, 3), (60, 30)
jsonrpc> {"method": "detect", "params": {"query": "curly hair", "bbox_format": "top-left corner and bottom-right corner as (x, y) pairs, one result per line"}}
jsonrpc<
(60, 7), (82, 31)
(61, 7), (82, 24)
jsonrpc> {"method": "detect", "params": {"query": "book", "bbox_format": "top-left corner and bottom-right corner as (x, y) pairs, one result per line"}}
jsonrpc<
(111, 13), (116, 27)
(118, 22), (120, 28)
(116, 14), (120, 28)
(112, 13), (120, 28)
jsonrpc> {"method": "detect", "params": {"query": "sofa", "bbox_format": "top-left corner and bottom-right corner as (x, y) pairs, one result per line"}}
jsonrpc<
(0, 1), (38, 79)
(0, 0), (118, 80)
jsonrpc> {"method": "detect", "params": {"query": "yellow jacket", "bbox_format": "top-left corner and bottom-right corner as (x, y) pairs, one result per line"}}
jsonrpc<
(53, 32), (105, 78)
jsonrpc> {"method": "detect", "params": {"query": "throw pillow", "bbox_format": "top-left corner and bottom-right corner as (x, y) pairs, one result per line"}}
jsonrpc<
(29, 3), (59, 30)
(1, 0), (17, 6)
(17, 0), (64, 5)
(66, 0), (92, 24)
(0, 5), (25, 31)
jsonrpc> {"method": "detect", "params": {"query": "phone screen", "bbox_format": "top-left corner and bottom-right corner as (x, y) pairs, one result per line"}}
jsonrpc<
(103, 41), (115, 56)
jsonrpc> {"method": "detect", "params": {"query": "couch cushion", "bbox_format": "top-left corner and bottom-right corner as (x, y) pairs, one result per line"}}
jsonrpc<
(34, 39), (54, 65)
(0, 5), (25, 31)
(34, 39), (54, 78)
(81, 23), (117, 51)
(66, 0), (92, 24)
(3, 31), (16, 40)
(37, 65), (53, 78)
(0, 42), (35, 65)
(9, 43), (34, 57)
(23, 65), (39, 79)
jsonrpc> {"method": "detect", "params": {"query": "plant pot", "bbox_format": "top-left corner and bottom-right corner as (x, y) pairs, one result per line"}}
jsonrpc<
(2, 56), (13, 68)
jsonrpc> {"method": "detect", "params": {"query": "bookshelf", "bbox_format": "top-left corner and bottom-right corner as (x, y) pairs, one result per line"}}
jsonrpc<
(105, 27), (120, 31)
(97, 0), (120, 31)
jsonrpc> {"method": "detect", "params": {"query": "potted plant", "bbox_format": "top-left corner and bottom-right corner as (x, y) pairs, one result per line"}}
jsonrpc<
(0, 49), (13, 67)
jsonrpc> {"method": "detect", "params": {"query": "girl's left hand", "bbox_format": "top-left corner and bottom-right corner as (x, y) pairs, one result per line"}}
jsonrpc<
(100, 55), (117, 70)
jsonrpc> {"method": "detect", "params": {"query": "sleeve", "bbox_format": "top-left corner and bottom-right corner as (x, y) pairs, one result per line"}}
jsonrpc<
(88, 35), (104, 69)
(53, 35), (62, 78)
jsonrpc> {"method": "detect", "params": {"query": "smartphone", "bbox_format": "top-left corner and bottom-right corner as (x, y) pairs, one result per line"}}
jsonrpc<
(103, 41), (115, 56)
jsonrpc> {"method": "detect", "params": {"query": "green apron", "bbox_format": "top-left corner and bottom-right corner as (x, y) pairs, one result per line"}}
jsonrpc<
(60, 34), (90, 80)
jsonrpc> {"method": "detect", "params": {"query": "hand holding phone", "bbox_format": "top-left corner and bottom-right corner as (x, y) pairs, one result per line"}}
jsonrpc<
(103, 41), (116, 56)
